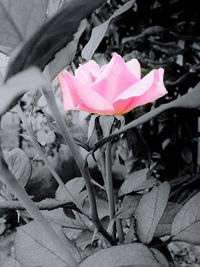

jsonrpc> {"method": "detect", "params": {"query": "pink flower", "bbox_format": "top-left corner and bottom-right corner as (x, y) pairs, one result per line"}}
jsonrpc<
(58, 53), (167, 115)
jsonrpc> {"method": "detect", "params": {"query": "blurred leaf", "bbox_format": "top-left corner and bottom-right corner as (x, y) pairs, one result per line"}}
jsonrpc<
(119, 168), (148, 196)
(133, 177), (157, 192)
(0, 217), (6, 235)
(79, 243), (165, 267)
(136, 182), (170, 244)
(5, 0), (106, 80)
(30, 89), (42, 114)
(49, 19), (88, 79)
(124, 217), (137, 244)
(47, 0), (63, 18)
(0, 257), (24, 267)
(63, 202), (83, 219)
(81, 0), (136, 60)
(117, 194), (141, 219)
(171, 192), (200, 244)
(14, 221), (79, 267)
(6, 148), (31, 187)
(83, 197), (109, 220)
(99, 115), (115, 137)
(76, 230), (96, 250)
(181, 146), (193, 164)
(88, 114), (99, 141)
(0, 67), (48, 117)
(0, 0), (48, 55)
(151, 248), (170, 267)
(55, 177), (86, 204)
(154, 202), (181, 238)
(63, 207), (76, 220)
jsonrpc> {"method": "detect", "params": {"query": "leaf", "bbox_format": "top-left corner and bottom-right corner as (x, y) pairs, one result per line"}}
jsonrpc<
(43, 208), (91, 242)
(116, 194), (141, 219)
(14, 221), (79, 267)
(133, 177), (158, 192)
(119, 168), (148, 196)
(5, 148), (31, 187)
(55, 177), (86, 204)
(49, 19), (88, 79)
(154, 202), (181, 238)
(124, 217), (137, 244)
(0, 257), (25, 267)
(151, 249), (169, 267)
(136, 182), (170, 244)
(79, 243), (163, 267)
(5, 0), (106, 80)
(0, 67), (48, 117)
(171, 192), (200, 244)
(99, 115), (115, 137)
(181, 147), (193, 164)
(0, 0), (48, 55)
(81, 0), (136, 60)
(83, 197), (109, 219)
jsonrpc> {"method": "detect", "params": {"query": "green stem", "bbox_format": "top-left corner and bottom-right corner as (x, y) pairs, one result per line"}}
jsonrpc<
(0, 139), (77, 267)
(116, 219), (124, 243)
(41, 70), (114, 245)
(105, 141), (116, 241)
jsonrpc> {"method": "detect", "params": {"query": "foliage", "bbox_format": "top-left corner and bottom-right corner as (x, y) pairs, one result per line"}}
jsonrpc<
(0, 0), (200, 267)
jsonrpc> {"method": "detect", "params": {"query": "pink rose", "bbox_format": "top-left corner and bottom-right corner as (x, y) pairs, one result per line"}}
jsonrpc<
(58, 53), (167, 115)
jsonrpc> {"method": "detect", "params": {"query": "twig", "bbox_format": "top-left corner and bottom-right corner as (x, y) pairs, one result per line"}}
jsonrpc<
(105, 141), (116, 241)
(42, 68), (115, 245)
(0, 199), (76, 210)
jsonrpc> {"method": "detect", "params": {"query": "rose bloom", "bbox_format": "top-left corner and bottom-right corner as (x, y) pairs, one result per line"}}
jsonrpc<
(58, 53), (167, 115)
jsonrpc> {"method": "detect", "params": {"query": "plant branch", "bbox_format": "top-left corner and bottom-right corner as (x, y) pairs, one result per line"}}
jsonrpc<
(42, 69), (115, 245)
(105, 141), (116, 241)
(0, 199), (76, 210)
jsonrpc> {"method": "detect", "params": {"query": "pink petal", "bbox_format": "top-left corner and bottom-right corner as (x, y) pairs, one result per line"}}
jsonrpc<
(59, 71), (114, 114)
(75, 60), (100, 85)
(92, 53), (139, 102)
(126, 58), (141, 79)
(57, 73), (80, 110)
(113, 68), (167, 114)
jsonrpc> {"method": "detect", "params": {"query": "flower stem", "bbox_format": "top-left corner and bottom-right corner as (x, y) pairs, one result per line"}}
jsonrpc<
(0, 134), (77, 267)
(42, 70), (115, 245)
(116, 219), (124, 243)
(105, 141), (116, 241)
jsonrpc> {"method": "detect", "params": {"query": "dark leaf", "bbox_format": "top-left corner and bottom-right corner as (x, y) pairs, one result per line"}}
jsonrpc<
(79, 243), (164, 267)
(81, 0), (136, 60)
(119, 168), (148, 196)
(0, 0), (48, 55)
(155, 202), (181, 238)
(5, 0), (106, 80)
(49, 19), (88, 79)
(5, 148), (31, 187)
(171, 192), (200, 244)
(136, 182), (170, 244)
(116, 194), (141, 219)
